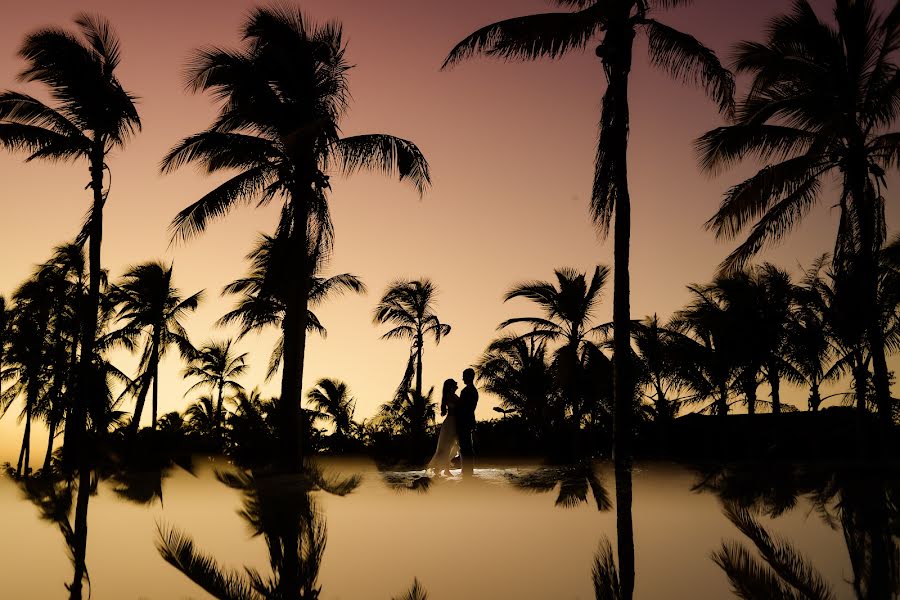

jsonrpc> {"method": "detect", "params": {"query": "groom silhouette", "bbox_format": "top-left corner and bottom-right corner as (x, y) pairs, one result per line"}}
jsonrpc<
(457, 368), (478, 477)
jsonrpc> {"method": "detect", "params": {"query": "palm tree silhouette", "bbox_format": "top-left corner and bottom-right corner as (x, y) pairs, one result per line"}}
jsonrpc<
(0, 14), (140, 469)
(185, 396), (219, 442)
(306, 378), (357, 447)
(670, 284), (742, 416)
(476, 335), (560, 450)
(183, 339), (248, 437)
(162, 7), (430, 469)
(501, 266), (609, 437)
(697, 0), (900, 428)
(444, 9), (732, 590)
(219, 233), (365, 381)
(374, 279), (451, 403)
(109, 261), (202, 433)
(4, 278), (53, 478)
(790, 257), (838, 412)
(157, 465), (359, 599)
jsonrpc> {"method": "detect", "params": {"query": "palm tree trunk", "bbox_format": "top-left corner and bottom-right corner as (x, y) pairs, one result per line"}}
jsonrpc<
(63, 144), (104, 472)
(69, 466), (91, 600)
(17, 399), (33, 478)
(151, 332), (160, 430)
(215, 380), (224, 441)
(128, 373), (152, 436)
(767, 364), (781, 414)
(43, 414), (57, 473)
(808, 382), (822, 412)
(415, 332), (423, 401)
(744, 373), (757, 415)
(278, 188), (312, 470)
(602, 17), (636, 600)
(847, 151), (892, 433)
(717, 380), (729, 416)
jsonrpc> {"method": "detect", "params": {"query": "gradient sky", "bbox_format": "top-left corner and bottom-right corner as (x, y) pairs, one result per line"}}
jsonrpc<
(1, 0), (897, 461)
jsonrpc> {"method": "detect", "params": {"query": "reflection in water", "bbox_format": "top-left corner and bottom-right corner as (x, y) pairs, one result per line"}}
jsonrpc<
(696, 464), (900, 599)
(507, 461), (612, 511)
(158, 462), (424, 599)
(20, 475), (87, 597)
(157, 465), (354, 599)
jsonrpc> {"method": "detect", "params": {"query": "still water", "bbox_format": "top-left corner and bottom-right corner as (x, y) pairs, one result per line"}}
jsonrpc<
(0, 459), (894, 599)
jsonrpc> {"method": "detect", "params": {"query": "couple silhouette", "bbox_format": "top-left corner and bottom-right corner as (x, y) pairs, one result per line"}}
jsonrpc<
(428, 368), (478, 477)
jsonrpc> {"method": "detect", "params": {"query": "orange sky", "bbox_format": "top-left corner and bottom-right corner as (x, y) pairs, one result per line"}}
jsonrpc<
(1, 0), (897, 461)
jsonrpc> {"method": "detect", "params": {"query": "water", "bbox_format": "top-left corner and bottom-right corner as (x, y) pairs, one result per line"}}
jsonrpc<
(0, 459), (894, 599)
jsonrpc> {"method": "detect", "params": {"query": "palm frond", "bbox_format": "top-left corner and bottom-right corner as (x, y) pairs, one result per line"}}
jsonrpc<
(442, 8), (601, 68)
(642, 18), (735, 114)
(332, 134), (431, 195)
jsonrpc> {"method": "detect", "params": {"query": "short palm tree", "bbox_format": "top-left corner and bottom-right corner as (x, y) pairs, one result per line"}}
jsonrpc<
(374, 279), (451, 402)
(697, 0), (900, 427)
(185, 396), (218, 440)
(789, 257), (838, 411)
(306, 378), (357, 443)
(631, 315), (686, 424)
(183, 339), (247, 435)
(4, 279), (53, 478)
(110, 261), (202, 433)
(670, 283), (743, 416)
(501, 266), (609, 426)
(163, 7), (430, 468)
(219, 232), (366, 380)
(0, 14), (140, 468)
(476, 335), (559, 446)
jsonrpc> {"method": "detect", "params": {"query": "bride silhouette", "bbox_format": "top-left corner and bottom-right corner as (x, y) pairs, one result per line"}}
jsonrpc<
(428, 379), (460, 476)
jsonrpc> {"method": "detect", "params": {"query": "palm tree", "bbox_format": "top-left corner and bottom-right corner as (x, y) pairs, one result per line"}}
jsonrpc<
(306, 378), (357, 444)
(374, 279), (451, 402)
(697, 0), (900, 427)
(501, 266), (610, 430)
(219, 232), (366, 380)
(110, 261), (202, 433)
(4, 279), (53, 478)
(185, 396), (218, 441)
(0, 15), (140, 469)
(445, 11), (732, 591)
(162, 7), (430, 469)
(183, 339), (248, 436)
(670, 283), (742, 416)
(476, 335), (560, 448)
(790, 257), (838, 412)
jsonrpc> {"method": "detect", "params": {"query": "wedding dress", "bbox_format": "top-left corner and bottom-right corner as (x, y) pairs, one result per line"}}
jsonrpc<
(428, 394), (459, 474)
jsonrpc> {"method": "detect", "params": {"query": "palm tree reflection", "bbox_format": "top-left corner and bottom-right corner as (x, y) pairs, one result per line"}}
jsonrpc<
(156, 463), (358, 599)
(509, 462), (612, 511)
(696, 464), (899, 599)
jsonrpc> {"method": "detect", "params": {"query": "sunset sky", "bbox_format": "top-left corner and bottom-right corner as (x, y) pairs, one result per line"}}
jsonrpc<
(0, 0), (896, 461)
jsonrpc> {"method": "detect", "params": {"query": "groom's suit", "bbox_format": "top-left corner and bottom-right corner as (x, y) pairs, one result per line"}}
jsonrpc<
(457, 383), (478, 476)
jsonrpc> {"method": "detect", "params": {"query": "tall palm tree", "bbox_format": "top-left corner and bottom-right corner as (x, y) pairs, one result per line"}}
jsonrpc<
(444, 8), (732, 592)
(0, 14), (140, 469)
(183, 339), (248, 435)
(501, 266), (609, 428)
(163, 7), (430, 468)
(110, 261), (202, 433)
(697, 0), (900, 427)
(219, 232), (366, 380)
(374, 279), (451, 402)
(306, 378), (357, 443)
